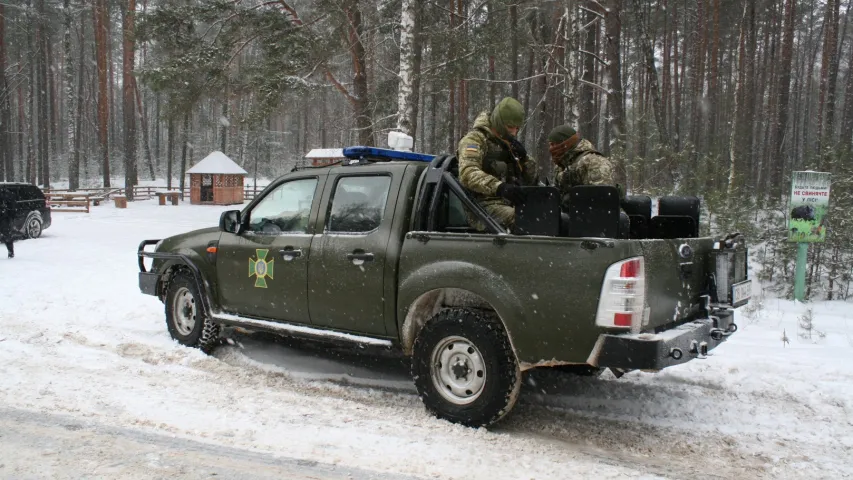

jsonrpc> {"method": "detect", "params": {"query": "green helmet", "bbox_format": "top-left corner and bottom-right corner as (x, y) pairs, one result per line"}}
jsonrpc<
(490, 97), (524, 139)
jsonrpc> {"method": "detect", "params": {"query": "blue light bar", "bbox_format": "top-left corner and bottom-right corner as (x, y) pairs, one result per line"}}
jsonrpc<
(343, 146), (435, 163)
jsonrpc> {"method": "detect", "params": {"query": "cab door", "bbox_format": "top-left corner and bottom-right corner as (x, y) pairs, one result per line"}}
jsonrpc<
(216, 176), (323, 324)
(308, 172), (398, 335)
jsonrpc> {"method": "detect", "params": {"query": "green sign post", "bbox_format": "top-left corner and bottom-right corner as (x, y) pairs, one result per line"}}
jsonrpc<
(788, 171), (831, 301)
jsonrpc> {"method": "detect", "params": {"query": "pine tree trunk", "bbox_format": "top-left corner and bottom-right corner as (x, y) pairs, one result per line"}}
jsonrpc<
(396, 0), (417, 135)
(46, 36), (57, 175)
(841, 39), (853, 149)
(0, 4), (11, 182)
(510, 4), (519, 99)
(36, 0), (50, 188)
(744, 2), (757, 184)
(662, 0), (671, 139)
(410, 0), (423, 139)
(63, 0), (78, 189)
(154, 93), (161, 166)
(579, 10), (597, 141)
(179, 113), (190, 196)
(17, 62), (26, 181)
(27, 47), (36, 185)
(690, 0), (707, 190)
(673, 0), (681, 151)
(606, 0), (626, 186)
(134, 78), (155, 181)
(94, 0), (110, 187)
(824, 0), (842, 152)
(817, 0), (840, 155)
(727, 3), (749, 197)
(708, 0), (720, 157)
(166, 117), (174, 190)
(72, 18), (84, 190)
(346, 0), (372, 145)
(773, 0), (796, 201)
(220, 84), (228, 153)
(123, 0), (137, 200)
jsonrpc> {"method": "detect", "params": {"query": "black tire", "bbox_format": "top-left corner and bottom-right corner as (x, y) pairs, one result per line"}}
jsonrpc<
(164, 272), (220, 353)
(24, 213), (42, 239)
(411, 308), (521, 428)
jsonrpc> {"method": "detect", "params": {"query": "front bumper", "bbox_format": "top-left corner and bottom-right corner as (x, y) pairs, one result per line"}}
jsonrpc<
(590, 313), (737, 371)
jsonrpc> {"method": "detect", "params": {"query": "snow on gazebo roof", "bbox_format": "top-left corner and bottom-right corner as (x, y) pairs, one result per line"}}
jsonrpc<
(186, 151), (248, 175)
(305, 148), (344, 159)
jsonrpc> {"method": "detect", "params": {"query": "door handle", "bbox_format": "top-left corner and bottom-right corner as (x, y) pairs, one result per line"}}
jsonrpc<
(279, 247), (303, 261)
(346, 250), (375, 265)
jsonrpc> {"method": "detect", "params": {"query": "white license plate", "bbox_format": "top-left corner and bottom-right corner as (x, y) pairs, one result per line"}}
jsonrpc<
(731, 280), (751, 306)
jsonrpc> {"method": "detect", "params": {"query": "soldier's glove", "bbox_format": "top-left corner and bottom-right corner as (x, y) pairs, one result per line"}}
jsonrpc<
(496, 183), (526, 205)
(508, 138), (527, 161)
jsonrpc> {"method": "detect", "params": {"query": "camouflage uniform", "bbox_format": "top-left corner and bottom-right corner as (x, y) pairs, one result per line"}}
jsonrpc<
(458, 111), (538, 230)
(553, 138), (613, 194)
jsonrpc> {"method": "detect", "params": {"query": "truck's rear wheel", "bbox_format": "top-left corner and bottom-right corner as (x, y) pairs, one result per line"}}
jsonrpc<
(165, 272), (220, 353)
(411, 308), (521, 428)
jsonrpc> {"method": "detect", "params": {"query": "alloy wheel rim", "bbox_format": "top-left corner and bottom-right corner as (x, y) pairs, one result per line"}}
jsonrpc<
(27, 219), (40, 238)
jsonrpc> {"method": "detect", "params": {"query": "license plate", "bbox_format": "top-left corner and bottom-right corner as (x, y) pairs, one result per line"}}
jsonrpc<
(731, 280), (751, 307)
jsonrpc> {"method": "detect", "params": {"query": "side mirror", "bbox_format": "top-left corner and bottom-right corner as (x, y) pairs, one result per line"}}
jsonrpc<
(219, 210), (242, 234)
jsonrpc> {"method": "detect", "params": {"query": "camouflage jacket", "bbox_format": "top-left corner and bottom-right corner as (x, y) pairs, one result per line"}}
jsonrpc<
(457, 112), (538, 202)
(553, 139), (613, 194)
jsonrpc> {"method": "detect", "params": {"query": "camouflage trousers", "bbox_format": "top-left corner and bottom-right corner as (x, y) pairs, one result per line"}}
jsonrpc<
(467, 199), (515, 231)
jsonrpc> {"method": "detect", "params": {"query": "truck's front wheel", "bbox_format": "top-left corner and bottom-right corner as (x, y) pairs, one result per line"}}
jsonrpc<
(165, 272), (220, 353)
(412, 308), (521, 428)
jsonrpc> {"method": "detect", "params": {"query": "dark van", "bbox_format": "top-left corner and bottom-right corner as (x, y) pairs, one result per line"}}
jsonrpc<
(0, 183), (51, 239)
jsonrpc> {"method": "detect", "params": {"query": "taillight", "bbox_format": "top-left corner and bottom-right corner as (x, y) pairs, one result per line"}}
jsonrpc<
(596, 257), (646, 329)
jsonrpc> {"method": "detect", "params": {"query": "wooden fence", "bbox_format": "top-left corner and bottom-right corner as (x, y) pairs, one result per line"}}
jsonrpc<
(44, 185), (266, 207)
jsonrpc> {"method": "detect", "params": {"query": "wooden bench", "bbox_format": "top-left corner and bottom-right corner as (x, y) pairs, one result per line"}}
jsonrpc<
(46, 193), (91, 213)
(156, 191), (180, 206)
(90, 188), (123, 206)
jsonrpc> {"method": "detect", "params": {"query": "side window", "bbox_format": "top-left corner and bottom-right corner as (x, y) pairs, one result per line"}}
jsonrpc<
(24, 186), (43, 200)
(247, 178), (318, 234)
(328, 176), (392, 233)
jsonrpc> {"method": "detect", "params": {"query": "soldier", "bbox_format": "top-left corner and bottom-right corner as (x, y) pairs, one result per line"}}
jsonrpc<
(547, 125), (614, 195)
(457, 97), (538, 230)
(0, 190), (15, 258)
(549, 125), (629, 237)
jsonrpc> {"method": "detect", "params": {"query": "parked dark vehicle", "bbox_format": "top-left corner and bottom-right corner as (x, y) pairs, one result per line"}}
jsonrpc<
(138, 147), (750, 428)
(0, 183), (52, 239)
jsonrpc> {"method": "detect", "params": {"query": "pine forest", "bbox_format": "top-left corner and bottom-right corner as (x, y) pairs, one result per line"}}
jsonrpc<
(2, 0), (853, 300)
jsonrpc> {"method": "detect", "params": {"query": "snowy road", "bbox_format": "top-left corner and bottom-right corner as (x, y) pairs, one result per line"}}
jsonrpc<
(1, 200), (852, 479)
(0, 407), (416, 480)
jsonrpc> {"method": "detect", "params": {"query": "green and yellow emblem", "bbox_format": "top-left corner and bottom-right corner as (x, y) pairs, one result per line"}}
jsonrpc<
(248, 249), (275, 288)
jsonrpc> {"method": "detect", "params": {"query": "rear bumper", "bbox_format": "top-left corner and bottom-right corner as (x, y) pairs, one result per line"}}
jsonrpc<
(590, 312), (737, 371)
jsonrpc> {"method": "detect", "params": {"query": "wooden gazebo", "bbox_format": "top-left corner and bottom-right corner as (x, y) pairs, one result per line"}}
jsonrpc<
(186, 151), (248, 205)
(305, 148), (344, 167)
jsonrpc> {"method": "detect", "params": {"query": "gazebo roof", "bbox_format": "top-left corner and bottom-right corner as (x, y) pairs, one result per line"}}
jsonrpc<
(186, 151), (248, 175)
(305, 148), (344, 159)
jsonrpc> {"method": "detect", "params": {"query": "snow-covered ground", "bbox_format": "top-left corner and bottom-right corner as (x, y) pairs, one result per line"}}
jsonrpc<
(1, 200), (851, 479)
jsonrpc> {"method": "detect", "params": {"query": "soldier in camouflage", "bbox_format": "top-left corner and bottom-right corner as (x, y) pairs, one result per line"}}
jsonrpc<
(548, 125), (614, 196)
(457, 97), (538, 230)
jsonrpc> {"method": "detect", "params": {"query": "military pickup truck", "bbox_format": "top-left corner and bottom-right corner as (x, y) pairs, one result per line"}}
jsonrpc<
(138, 146), (750, 427)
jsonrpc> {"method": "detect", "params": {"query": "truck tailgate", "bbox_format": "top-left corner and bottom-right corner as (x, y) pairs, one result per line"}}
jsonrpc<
(640, 238), (715, 330)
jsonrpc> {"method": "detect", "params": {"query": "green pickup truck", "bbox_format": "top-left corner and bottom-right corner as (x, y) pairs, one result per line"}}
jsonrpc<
(138, 147), (750, 427)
